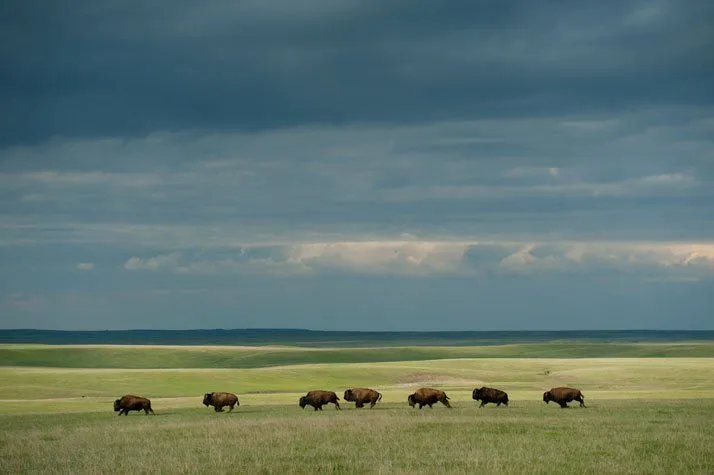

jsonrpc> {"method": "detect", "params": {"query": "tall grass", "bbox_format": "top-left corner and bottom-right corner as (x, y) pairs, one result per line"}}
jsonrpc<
(2, 401), (713, 474)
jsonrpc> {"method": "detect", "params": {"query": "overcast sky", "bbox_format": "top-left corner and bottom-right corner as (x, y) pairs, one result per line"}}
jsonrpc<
(1, 0), (712, 330)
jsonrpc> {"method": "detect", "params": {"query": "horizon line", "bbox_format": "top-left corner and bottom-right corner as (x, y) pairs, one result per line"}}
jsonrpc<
(2, 328), (713, 333)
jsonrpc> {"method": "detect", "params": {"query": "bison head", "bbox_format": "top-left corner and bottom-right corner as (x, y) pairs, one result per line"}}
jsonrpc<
(343, 389), (354, 401)
(113, 399), (121, 412)
(203, 393), (214, 407)
(472, 388), (481, 400)
(407, 394), (416, 407)
(543, 391), (551, 404)
(299, 396), (308, 409)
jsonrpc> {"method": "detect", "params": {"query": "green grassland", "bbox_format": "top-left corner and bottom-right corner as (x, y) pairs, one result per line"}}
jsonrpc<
(1, 343), (714, 473)
(2, 401), (713, 474)
(1, 341), (713, 368)
(1, 358), (714, 412)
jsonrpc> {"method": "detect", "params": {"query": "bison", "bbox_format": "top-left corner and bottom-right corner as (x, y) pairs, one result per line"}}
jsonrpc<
(343, 388), (382, 409)
(113, 395), (154, 415)
(203, 392), (240, 412)
(472, 386), (509, 407)
(543, 387), (586, 408)
(299, 390), (341, 411)
(407, 388), (452, 409)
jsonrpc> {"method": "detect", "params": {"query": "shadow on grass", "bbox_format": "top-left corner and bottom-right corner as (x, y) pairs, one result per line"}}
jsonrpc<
(113, 412), (178, 417)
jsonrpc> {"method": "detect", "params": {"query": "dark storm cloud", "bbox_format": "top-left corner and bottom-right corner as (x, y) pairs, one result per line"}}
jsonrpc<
(1, 113), (712, 243)
(2, 0), (713, 145)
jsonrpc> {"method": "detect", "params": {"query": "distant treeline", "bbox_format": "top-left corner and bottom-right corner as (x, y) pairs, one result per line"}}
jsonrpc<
(0, 329), (712, 347)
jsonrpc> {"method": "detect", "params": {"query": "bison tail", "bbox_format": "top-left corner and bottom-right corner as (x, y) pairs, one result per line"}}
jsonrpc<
(377, 393), (383, 402)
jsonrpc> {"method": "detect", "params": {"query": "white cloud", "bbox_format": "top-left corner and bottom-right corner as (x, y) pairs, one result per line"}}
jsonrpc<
(76, 262), (95, 271)
(286, 241), (470, 275)
(123, 253), (182, 271)
(497, 245), (565, 274)
(119, 240), (714, 278)
(497, 241), (714, 275)
(120, 241), (471, 277)
(498, 245), (536, 267)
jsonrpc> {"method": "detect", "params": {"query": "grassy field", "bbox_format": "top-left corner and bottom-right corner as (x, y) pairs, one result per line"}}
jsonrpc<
(1, 357), (714, 412)
(1, 344), (714, 473)
(2, 401), (713, 473)
(1, 341), (714, 368)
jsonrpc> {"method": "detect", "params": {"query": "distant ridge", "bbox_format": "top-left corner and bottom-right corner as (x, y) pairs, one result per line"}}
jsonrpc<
(0, 329), (712, 347)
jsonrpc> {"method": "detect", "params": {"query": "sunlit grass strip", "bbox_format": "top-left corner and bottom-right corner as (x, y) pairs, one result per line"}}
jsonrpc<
(2, 358), (713, 414)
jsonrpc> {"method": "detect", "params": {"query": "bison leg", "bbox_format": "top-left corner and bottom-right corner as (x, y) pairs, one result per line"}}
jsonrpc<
(334, 401), (341, 410)
(578, 396), (586, 408)
(559, 402), (568, 408)
(479, 401), (486, 408)
(418, 403), (424, 409)
(369, 401), (376, 409)
(117, 409), (124, 416)
(228, 404), (234, 412)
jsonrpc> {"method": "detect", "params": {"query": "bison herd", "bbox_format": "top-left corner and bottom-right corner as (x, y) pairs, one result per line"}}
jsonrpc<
(113, 386), (586, 415)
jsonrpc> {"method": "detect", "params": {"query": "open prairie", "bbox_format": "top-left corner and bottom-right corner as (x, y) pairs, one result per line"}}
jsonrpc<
(1, 343), (714, 473)
(2, 400), (713, 474)
(2, 341), (713, 368)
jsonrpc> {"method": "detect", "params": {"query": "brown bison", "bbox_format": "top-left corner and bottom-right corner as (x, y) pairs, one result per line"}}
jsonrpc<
(543, 387), (586, 408)
(299, 390), (341, 411)
(472, 386), (509, 407)
(343, 388), (382, 409)
(203, 392), (240, 412)
(113, 395), (154, 415)
(407, 388), (452, 409)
